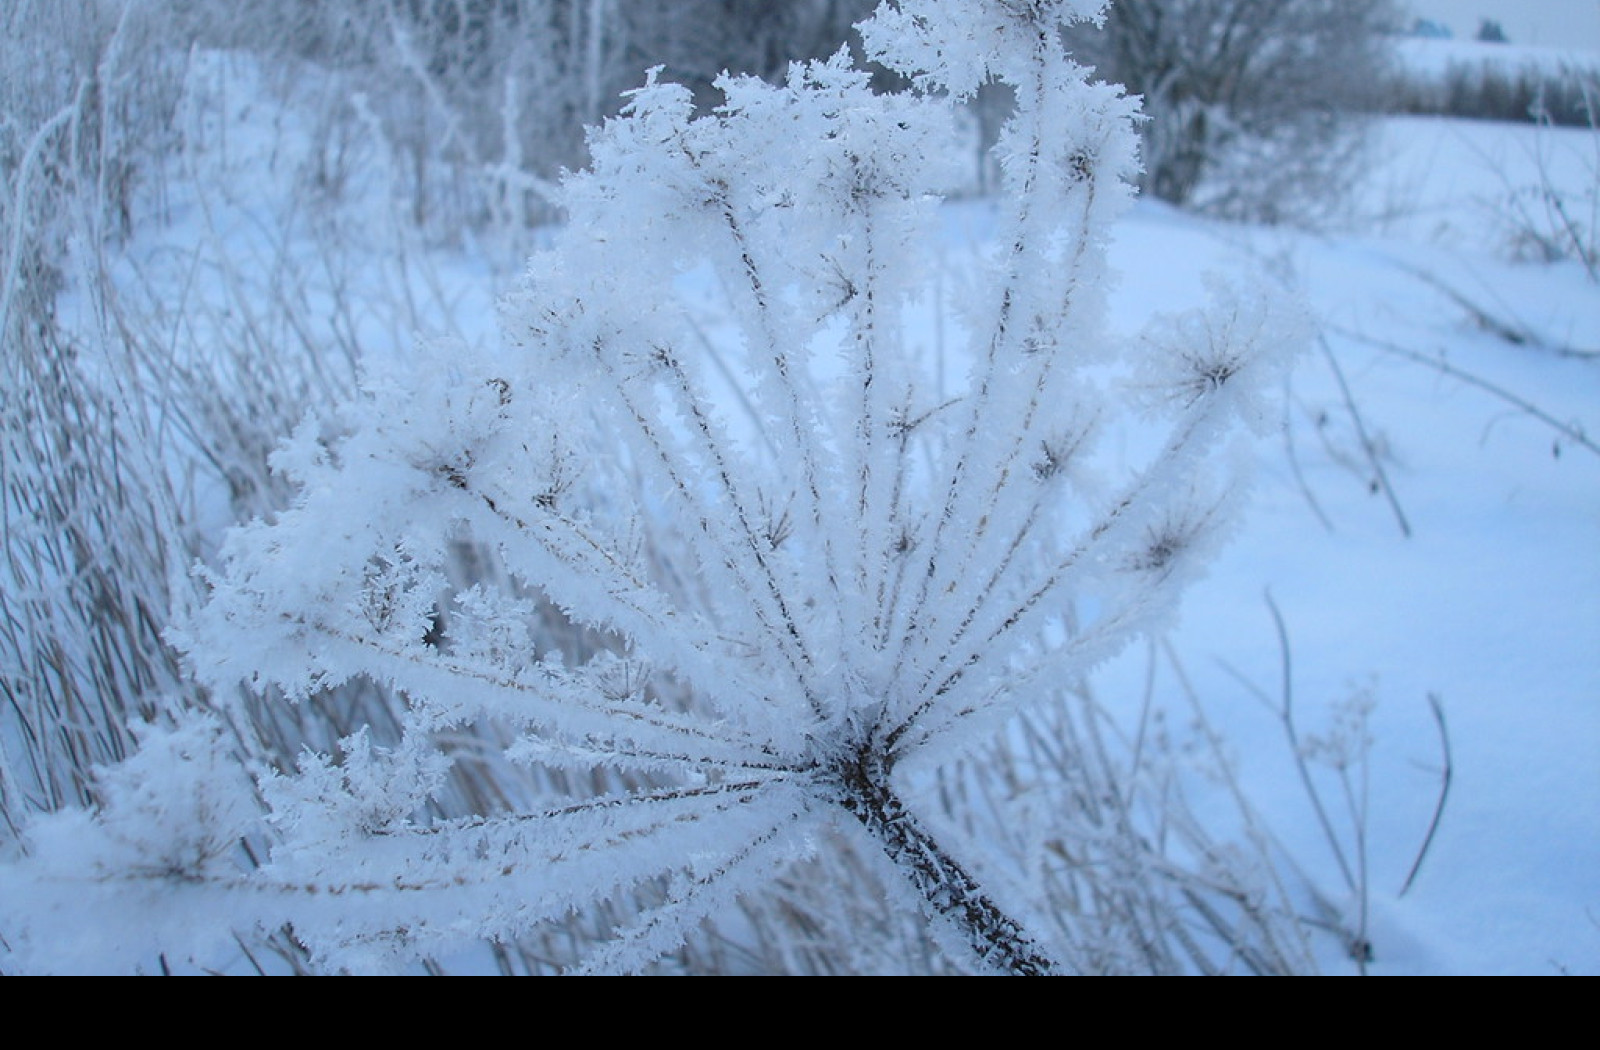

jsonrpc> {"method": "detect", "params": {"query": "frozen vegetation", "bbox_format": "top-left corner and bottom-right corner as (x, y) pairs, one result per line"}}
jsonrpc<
(1, 1), (1595, 974)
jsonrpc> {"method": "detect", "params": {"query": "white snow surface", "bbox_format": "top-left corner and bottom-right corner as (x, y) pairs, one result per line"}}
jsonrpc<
(1082, 126), (1600, 975)
(1397, 35), (1600, 77)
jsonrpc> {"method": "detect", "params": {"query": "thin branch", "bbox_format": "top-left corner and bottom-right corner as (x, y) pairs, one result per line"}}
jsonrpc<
(1264, 591), (1357, 895)
(1316, 333), (1413, 538)
(1335, 325), (1600, 461)
(1399, 692), (1453, 897)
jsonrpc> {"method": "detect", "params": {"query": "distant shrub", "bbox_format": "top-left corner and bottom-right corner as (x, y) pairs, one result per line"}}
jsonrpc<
(1387, 54), (1600, 127)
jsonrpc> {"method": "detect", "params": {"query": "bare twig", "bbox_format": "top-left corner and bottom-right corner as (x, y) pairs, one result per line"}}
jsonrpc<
(1264, 592), (1357, 895)
(1334, 325), (1600, 461)
(1284, 386), (1337, 532)
(1316, 334), (1413, 538)
(1399, 692), (1453, 898)
(1391, 263), (1595, 355)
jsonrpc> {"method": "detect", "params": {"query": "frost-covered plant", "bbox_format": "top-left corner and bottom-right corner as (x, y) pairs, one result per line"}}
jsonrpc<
(0, 715), (260, 975)
(1, 0), (194, 827)
(2, 0), (1304, 975)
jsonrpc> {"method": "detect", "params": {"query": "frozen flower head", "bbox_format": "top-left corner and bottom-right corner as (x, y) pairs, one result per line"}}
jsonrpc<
(1133, 278), (1308, 436)
(861, 0), (1110, 98)
(7, 0), (1308, 977)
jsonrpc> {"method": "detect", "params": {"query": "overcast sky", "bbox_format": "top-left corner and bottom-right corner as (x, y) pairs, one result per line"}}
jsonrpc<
(1403, 0), (1600, 50)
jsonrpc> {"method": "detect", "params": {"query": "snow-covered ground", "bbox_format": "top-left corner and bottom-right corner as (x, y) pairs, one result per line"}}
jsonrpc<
(1081, 118), (1599, 975)
(929, 95), (1599, 975)
(1397, 35), (1600, 79)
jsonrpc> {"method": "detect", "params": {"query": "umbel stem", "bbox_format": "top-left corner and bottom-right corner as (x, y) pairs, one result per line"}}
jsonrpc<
(833, 742), (1055, 976)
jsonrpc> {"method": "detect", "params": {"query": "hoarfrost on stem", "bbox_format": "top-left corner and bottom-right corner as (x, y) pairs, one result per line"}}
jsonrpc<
(1, 0), (1306, 975)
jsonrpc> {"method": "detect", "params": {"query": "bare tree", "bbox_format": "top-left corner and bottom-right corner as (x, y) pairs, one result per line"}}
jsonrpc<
(635, 0), (875, 107)
(1065, 0), (1398, 223)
